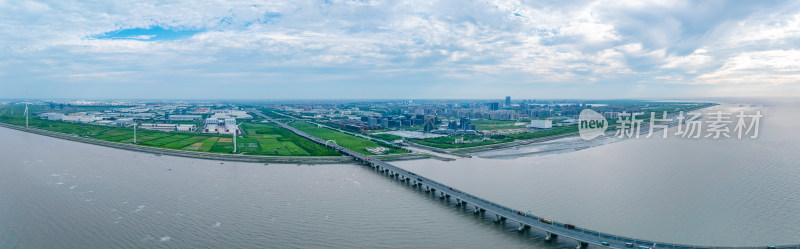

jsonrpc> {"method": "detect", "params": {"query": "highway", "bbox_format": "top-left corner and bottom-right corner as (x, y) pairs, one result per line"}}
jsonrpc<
(249, 109), (795, 249)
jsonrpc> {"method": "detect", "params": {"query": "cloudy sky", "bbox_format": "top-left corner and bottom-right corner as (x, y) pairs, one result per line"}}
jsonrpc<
(2, 0), (800, 99)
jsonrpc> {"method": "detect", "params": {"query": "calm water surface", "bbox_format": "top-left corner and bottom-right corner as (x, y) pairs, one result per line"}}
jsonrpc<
(2, 99), (799, 248)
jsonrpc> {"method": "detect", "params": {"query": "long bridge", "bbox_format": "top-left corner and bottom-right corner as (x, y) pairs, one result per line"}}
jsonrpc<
(251, 109), (791, 249)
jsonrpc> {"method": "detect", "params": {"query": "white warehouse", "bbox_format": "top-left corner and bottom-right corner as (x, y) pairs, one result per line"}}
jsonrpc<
(203, 117), (240, 134)
(527, 120), (553, 129)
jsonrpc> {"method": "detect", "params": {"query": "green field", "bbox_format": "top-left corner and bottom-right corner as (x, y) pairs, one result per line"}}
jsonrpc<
(288, 121), (408, 155)
(240, 122), (339, 156)
(0, 105), (339, 157)
(472, 120), (529, 130)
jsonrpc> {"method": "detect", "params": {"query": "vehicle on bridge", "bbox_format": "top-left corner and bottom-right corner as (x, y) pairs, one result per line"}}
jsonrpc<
(564, 224), (576, 229)
(540, 218), (552, 224)
(602, 241), (610, 246)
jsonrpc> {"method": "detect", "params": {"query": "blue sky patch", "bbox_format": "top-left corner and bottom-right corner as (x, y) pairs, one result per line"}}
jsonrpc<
(93, 26), (203, 41)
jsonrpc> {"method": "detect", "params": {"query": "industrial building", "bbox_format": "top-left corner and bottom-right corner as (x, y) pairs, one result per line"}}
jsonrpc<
(528, 120), (553, 129)
(139, 123), (196, 132)
(39, 112), (64, 120)
(203, 117), (240, 134)
(168, 115), (202, 121)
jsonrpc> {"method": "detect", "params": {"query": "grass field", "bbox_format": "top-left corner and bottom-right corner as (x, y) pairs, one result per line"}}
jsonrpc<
(240, 122), (339, 156)
(288, 121), (408, 155)
(0, 105), (340, 157)
(472, 120), (529, 130)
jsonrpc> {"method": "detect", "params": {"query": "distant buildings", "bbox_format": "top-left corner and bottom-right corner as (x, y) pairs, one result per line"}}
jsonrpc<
(168, 115), (202, 121)
(38, 112), (133, 127)
(505, 96), (511, 106)
(190, 107), (211, 114)
(603, 112), (620, 120)
(211, 110), (252, 119)
(39, 112), (63, 120)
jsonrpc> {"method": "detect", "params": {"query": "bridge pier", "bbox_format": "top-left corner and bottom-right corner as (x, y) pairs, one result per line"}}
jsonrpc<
(545, 232), (558, 241)
(474, 206), (480, 214)
(575, 241), (588, 249)
(517, 223), (529, 232)
(455, 198), (461, 206)
(494, 214), (506, 223)
(444, 194), (450, 199)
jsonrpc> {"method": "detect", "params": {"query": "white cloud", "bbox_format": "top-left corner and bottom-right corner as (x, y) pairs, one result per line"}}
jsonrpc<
(661, 48), (714, 73)
(1, 0), (800, 98)
(695, 50), (800, 85)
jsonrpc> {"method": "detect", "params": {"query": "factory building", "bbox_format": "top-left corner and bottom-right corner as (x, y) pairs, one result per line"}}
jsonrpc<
(527, 120), (553, 129)
(203, 117), (240, 134)
(139, 124), (197, 132)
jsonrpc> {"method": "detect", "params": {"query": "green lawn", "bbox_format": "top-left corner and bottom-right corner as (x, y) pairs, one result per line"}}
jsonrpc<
(288, 121), (407, 155)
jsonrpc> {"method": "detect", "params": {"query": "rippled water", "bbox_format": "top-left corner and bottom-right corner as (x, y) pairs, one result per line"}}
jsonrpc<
(395, 99), (800, 245)
(0, 127), (571, 249)
(2, 98), (799, 248)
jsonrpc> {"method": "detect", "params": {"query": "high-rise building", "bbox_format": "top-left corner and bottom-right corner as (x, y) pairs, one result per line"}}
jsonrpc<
(460, 117), (470, 131)
(505, 96), (511, 106)
(487, 102), (500, 111)
(448, 121), (459, 130)
(380, 118), (389, 128)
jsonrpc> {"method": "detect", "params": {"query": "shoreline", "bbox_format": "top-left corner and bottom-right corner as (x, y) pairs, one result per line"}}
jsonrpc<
(0, 122), (433, 164)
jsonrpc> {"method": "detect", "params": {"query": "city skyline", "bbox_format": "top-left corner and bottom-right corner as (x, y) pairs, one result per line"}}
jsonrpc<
(2, 0), (800, 99)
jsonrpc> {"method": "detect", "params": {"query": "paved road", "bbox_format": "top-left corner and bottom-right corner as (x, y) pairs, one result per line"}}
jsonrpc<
(249, 109), (794, 249)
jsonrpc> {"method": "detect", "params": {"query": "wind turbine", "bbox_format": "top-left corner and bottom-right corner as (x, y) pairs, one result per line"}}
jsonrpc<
(233, 121), (245, 153)
(133, 122), (137, 144)
(24, 103), (29, 128)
